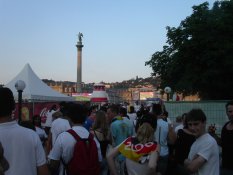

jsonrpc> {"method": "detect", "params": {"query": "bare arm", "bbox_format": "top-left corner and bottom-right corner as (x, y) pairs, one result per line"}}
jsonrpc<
(0, 143), (9, 173)
(45, 132), (52, 156)
(48, 159), (60, 175)
(148, 145), (160, 175)
(37, 164), (50, 175)
(168, 124), (176, 144)
(106, 146), (119, 175)
(184, 154), (206, 173)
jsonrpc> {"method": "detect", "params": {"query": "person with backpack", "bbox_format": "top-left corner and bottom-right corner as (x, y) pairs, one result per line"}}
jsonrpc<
(48, 103), (102, 175)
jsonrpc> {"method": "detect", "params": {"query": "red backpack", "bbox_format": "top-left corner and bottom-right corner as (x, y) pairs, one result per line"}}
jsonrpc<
(65, 129), (100, 175)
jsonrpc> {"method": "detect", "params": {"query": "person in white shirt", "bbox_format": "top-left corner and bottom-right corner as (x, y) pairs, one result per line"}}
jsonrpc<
(43, 104), (58, 135)
(152, 103), (176, 175)
(50, 111), (71, 146)
(127, 106), (137, 128)
(184, 109), (219, 175)
(0, 87), (49, 175)
(48, 103), (102, 175)
(32, 114), (47, 145)
(45, 111), (71, 157)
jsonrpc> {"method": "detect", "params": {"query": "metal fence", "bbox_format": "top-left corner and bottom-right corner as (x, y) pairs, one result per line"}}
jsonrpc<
(164, 101), (229, 135)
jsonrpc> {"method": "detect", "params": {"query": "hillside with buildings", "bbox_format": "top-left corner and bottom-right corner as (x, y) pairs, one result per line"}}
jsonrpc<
(43, 76), (160, 93)
(42, 76), (162, 103)
(43, 76), (198, 102)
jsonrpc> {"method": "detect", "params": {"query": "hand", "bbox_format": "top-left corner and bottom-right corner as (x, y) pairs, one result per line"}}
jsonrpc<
(184, 158), (191, 167)
(208, 124), (216, 134)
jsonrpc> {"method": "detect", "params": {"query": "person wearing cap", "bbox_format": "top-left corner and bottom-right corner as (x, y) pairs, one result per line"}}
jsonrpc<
(107, 113), (160, 175)
(0, 87), (49, 175)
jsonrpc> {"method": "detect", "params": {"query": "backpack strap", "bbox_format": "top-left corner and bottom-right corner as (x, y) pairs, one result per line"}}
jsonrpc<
(67, 129), (82, 142)
(88, 133), (95, 141)
(93, 130), (100, 142)
(67, 129), (93, 143)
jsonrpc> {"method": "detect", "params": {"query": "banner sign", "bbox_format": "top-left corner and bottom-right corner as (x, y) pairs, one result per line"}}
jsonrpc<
(14, 102), (59, 123)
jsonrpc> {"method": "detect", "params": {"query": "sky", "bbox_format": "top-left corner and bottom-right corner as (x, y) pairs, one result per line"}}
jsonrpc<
(0, 0), (215, 85)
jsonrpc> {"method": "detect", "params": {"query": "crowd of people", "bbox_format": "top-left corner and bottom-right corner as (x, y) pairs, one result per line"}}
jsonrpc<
(0, 87), (233, 175)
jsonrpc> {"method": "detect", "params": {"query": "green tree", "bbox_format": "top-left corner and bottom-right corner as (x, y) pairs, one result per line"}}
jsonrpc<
(146, 1), (233, 100)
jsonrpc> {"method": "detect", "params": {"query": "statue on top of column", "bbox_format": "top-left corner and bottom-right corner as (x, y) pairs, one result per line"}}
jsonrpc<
(78, 32), (83, 43)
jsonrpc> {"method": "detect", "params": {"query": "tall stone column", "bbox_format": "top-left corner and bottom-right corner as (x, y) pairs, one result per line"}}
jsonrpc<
(76, 33), (84, 93)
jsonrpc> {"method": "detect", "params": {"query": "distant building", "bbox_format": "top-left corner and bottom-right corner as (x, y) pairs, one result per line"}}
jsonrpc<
(43, 79), (200, 102)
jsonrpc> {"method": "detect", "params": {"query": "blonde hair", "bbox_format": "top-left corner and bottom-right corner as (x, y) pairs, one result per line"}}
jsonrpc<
(92, 110), (109, 139)
(136, 123), (155, 144)
(52, 111), (63, 119)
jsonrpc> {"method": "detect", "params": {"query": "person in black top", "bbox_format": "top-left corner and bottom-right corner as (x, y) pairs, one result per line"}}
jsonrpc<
(173, 114), (196, 175)
(221, 100), (233, 175)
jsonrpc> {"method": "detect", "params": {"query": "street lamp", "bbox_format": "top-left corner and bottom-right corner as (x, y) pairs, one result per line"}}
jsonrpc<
(15, 80), (26, 123)
(164, 86), (171, 101)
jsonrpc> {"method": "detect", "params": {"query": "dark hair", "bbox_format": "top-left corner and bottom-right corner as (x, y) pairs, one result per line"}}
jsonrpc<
(0, 87), (15, 117)
(67, 103), (88, 124)
(99, 105), (107, 112)
(60, 102), (73, 116)
(152, 103), (163, 116)
(135, 113), (157, 132)
(20, 121), (36, 131)
(186, 109), (206, 122)
(128, 106), (135, 113)
(181, 113), (187, 120)
(59, 101), (66, 107)
(119, 107), (127, 117)
(175, 116), (182, 123)
(163, 110), (168, 117)
(225, 100), (233, 110)
(49, 104), (57, 112)
(181, 113), (188, 128)
(32, 115), (41, 127)
(108, 104), (119, 115)
(88, 105), (98, 116)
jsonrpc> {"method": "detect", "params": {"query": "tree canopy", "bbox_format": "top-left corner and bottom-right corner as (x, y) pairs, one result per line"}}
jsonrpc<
(145, 0), (233, 100)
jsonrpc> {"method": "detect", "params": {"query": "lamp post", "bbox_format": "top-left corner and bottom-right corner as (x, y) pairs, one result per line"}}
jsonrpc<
(164, 86), (171, 101)
(15, 80), (26, 124)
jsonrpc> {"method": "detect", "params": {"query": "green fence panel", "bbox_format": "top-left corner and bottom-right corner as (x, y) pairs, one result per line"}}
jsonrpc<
(164, 101), (229, 135)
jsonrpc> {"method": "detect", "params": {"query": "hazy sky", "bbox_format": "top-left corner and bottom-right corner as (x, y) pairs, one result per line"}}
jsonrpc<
(0, 0), (215, 84)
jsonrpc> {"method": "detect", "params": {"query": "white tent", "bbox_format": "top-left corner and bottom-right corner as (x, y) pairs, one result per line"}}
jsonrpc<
(5, 63), (74, 102)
